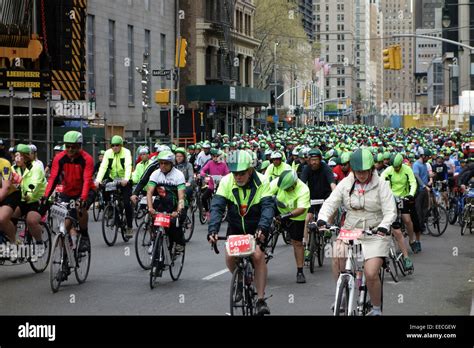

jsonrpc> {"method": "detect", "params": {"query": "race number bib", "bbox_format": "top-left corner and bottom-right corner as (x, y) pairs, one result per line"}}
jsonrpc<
(225, 234), (256, 257)
(154, 213), (171, 228)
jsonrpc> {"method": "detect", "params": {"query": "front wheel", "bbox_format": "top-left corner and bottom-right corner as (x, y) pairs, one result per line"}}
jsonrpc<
(92, 192), (103, 222)
(49, 234), (65, 293)
(334, 276), (350, 316)
(308, 231), (317, 274)
(427, 206), (448, 237)
(388, 251), (400, 283)
(183, 210), (195, 243)
(448, 198), (458, 224)
(150, 233), (164, 289)
(230, 268), (245, 316)
(102, 205), (118, 246)
(460, 206), (471, 236)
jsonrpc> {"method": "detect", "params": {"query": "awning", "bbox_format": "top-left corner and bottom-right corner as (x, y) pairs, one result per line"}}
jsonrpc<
(186, 85), (270, 106)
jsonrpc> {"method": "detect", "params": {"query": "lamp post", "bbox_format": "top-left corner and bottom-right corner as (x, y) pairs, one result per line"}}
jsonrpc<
(274, 42), (279, 131)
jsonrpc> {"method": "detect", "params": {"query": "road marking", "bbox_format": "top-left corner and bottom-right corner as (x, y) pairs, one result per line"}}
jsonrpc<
(202, 269), (229, 280)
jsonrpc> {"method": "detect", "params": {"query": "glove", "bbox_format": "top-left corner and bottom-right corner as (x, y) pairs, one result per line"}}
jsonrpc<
(376, 227), (389, 236)
(280, 212), (292, 221)
(405, 195), (415, 202)
(316, 219), (327, 228)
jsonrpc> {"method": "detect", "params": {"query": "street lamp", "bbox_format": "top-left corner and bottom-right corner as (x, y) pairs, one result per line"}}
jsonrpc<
(442, 4), (451, 28)
(274, 42), (279, 131)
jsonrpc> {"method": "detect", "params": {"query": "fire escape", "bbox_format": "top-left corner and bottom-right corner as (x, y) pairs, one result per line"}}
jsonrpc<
(207, 0), (237, 85)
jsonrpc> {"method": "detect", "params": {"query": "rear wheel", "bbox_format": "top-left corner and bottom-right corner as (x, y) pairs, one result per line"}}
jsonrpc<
(102, 205), (118, 246)
(448, 198), (458, 224)
(49, 234), (65, 293)
(92, 192), (103, 222)
(461, 206), (471, 236)
(74, 235), (91, 284)
(183, 210), (195, 243)
(135, 220), (154, 270)
(29, 223), (52, 273)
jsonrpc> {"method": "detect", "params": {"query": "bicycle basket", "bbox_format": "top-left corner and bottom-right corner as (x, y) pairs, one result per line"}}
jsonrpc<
(154, 213), (171, 228)
(225, 234), (256, 257)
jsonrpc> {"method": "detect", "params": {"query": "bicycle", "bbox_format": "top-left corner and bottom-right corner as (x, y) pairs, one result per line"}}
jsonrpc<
(265, 217), (291, 263)
(198, 175), (226, 224)
(460, 186), (474, 236)
(306, 199), (331, 273)
(134, 194), (148, 227)
(149, 212), (185, 289)
(101, 180), (132, 246)
(49, 201), (91, 293)
(329, 226), (389, 316)
(425, 182), (449, 237)
(212, 234), (270, 316)
(448, 186), (465, 226)
(0, 217), (52, 273)
(92, 188), (105, 222)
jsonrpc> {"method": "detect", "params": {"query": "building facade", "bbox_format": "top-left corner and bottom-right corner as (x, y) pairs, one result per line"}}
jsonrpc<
(86, 0), (176, 138)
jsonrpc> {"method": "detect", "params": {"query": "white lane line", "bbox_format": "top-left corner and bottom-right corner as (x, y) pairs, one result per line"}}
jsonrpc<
(202, 269), (229, 280)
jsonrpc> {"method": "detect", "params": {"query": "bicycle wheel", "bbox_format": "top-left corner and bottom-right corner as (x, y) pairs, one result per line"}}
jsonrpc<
(387, 251), (399, 283)
(150, 232), (164, 289)
(49, 234), (65, 293)
(334, 276), (350, 316)
(169, 242), (185, 281)
(198, 200), (207, 225)
(29, 223), (52, 273)
(309, 231), (317, 274)
(317, 232), (325, 267)
(448, 198), (458, 224)
(461, 206), (471, 236)
(74, 235), (91, 284)
(396, 252), (407, 277)
(134, 205), (146, 227)
(135, 220), (154, 270)
(92, 193), (103, 222)
(230, 268), (245, 316)
(183, 210), (195, 243)
(428, 206), (448, 237)
(270, 228), (279, 254)
(101, 205), (118, 246)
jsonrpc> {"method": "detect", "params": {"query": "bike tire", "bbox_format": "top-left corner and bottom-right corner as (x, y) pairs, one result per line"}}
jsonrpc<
(184, 210), (195, 243)
(49, 234), (65, 293)
(309, 231), (316, 274)
(317, 232), (325, 267)
(74, 235), (91, 284)
(169, 242), (185, 281)
(92, 194), (102, 222)
(461, 206), (470, 236)
(396, 252), (407, 277)
(29, 222), (52, 273)
(270, 228), (279, 254)
(282, 229), (291, 245)
(334, 276), (350, 316)
(428, 206), (448, 237)
(101, 205), (118, 246)
(198, 201), (207, 225)
(150, 232), (163, 289)
(230, 268), (245, 316)
(388, 252), (399, 283)
(135, 220), (154, 270)
(448, 199), (458, 224)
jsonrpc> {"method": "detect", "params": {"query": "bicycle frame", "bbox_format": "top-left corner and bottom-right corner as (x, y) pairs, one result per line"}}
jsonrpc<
(51, 202), (80, 269)
(334, 241), (361, 316)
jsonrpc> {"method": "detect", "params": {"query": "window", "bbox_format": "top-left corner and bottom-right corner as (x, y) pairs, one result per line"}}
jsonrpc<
(337, 90), (345, 98)
(326, 4), (329, 11)
(87, 15), (95, 94)
(337, 67), (345, 75)
(145, 29), (152, 101)
(326, 24), (329, 31)
(326, 79), (330, 87)
(326, 90), (330, 99)
(160, 33), (166, 88)
(326, 14), (329, 21)
(160, 0), (165, 16)
(337, 78), (345, 86)
(128, 25), (134, 104)
(108, 20), (116, 103)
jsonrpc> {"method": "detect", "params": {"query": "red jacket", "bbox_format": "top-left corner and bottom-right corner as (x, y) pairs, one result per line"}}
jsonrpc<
(333, 165), (351, 183)
(44, 150), (94, 201)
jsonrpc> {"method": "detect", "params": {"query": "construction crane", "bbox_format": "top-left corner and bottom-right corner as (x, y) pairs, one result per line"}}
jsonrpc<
(0, 0), (43, 68)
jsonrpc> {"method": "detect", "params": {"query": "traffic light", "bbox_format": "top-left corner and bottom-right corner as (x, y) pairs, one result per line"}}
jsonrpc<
(392, 45), (402, 70)
(175, 38), (188, 68)
(383, 46), (395, 70)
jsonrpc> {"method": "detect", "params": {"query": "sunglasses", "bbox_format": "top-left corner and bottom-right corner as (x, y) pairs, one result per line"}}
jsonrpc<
(65, 144), (80, 149)
(232, 170), (248, 177)
(111, 144), (121, 147)
(159, 161), (171, 165)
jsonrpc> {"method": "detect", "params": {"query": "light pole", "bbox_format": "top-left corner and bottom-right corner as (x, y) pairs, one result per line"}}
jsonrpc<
(274, 42), (279, 131)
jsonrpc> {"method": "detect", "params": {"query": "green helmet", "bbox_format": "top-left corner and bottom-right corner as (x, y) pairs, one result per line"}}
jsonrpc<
(340, 151), (351, 165)
(210, 148), (222, 156)
(175, 147), (186, 155)
(227, 150), (253, 172)
(375, 153), (384, 163)
(188, 145), (195, 150)
(350, 148), (374, 171)
(16, 144), (32, 154)
(99, 150), (106, 156)
(64, 131), (83, 144)
(383, 152), (391, 160)
(391, 153), (404, 167)
(278, 170), (298, 191)
(110, 135), (123, 145)
(260, 160), (270, 171)
(308, 149), (322, 158)
(156, 150), (175, 163)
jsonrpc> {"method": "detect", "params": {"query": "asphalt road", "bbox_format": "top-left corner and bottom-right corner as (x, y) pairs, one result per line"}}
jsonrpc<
(0, 212), (472, 316)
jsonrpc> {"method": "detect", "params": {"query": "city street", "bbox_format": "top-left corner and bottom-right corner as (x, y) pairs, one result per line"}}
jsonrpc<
(1, 214), (472, 316)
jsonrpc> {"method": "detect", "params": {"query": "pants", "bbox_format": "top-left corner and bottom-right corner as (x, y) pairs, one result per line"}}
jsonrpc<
(104, 182), (133, 228)
(185, 186), (193, 204)
(415, 189), (429, 232)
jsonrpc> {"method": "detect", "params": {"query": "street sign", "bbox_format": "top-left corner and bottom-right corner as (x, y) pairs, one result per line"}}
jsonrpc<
(152, 69), (171, 77)
(51, 90), (61, 101)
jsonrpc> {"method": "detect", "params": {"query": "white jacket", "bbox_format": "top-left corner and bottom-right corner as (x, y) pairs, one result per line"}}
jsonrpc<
(318, 171), (397, 231)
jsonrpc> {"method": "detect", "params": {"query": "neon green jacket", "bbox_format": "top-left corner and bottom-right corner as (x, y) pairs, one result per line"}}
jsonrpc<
(381, 164), (417, 197)
(264, 162), (292, 182)
(96, 147), (132, 182)
(132, 158), (153, 185)
(14, 163), (47, 203)
(269, 178), (310, 221)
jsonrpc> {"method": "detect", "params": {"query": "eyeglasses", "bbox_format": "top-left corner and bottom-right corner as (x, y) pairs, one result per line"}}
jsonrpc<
(65, 144), (80, 149)
(159, 161), (171, 165)
(111, 144), (121, 147)
(232, 170), (248, 177)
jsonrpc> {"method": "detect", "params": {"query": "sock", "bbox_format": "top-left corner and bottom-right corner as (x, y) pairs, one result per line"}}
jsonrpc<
(297, 267), (303, 274)
(372, 305), (381, 312)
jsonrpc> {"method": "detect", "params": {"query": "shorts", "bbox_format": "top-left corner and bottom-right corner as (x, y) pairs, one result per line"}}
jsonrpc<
(284, 219), (305, 242)
(0, 190), (21, 211)
(358, 234), (390, 260)
(18, 201), (40, 217)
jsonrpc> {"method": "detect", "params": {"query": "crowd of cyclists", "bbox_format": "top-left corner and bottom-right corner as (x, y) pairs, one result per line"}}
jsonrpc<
(0, 124), (473, 316)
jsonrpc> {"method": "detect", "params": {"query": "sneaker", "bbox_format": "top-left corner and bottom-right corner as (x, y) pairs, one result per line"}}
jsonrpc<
(366, 308), (382, 316)
(409, 241), (418, 254)
(296, 272), (306, 284)
(415, 241), (421, 252)
(304, 249), (311, 262)
(256, 299), (270, 315)
(78, 237), (90, 253)
(125, 227), (134, 238)
(403, 257), (414, 271)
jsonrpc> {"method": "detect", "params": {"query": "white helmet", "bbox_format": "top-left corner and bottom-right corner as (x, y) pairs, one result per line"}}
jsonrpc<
(270, 151), (283, 160)
(29, 144), (37, 153)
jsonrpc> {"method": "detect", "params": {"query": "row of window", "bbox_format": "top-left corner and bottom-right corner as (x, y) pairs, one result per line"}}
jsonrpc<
(88, 15), (167, 105)
(235, 9), (252, 36)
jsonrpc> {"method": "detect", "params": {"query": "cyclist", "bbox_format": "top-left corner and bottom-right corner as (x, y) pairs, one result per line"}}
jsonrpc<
(29, 144), (44, 171)
(187, 145), (197, 167)
(374, 153), (386, 176)
(207, 150), (274, 315)
(42, 131), (94, 252)
(146, 151), (186, 252)
(12, 144), (47, 261)
(300, 149), (336, 258)
(317, 148), (397, 316)
(381, 154), (420, 254)
(93, 150), (106, 176)
(200, 149), (230, 219)
(269, 170), (310, 283)
(264, 151), (291, 182)
(45, 145), (64, 176)
(0, 145), (21, 260)
(195, 143), (211, 171)
(175, 147), (194, 203)
(132, 147), (153, 186)
(412, 150), (432, 247)
(95, 135), (134, 238)
(459, 157), (474, 191)
(431, 155), (449, 208)
(333, 151), (352, 183)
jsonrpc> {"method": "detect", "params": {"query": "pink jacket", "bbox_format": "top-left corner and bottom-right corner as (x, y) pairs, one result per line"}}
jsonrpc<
(200, 160), (230, 191)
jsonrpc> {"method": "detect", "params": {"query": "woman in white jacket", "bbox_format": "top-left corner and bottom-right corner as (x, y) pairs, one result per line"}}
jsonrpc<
(317, 148), (397, 316)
